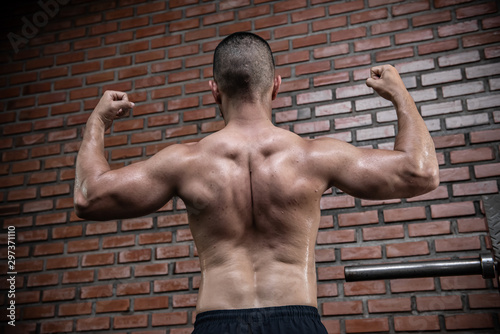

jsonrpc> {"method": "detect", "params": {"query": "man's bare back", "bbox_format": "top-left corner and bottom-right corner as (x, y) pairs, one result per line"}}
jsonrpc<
(179, 122), (326, 312)
(74, 32), (439, 332)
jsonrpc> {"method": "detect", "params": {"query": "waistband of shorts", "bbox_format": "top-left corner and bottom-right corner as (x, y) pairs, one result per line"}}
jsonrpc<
(195, 305), (320, 324)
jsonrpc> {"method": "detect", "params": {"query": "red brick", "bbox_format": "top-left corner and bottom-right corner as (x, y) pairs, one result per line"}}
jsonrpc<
(81, 285), (113, 299)
(419, 39), (458, 55)
(23, 305), (55, 319)
(135, 263), (169, 277)
(320, 196), (355, 210)
(407, 186), (449, 202)
(169, 44), (199, 58)
(463, 30), (500, 47)
(396, 29), (433, 44)
(434, 0), (473, 8)
(338, 210), (378, 227)
(294, 120), (330, 134)
(86, 221), (117, 235)
(439, 20), (478, 38)
(416, 295), (462, 311)
(394, 315), (440, 331)
(323, 300), (362, 316)
(16, 259), (43, 273)
(42, 287), (76, 302)
(475, 162), (500, 179)
(317, 266), (345, 280)
(453, 180), (498, 196)
(442, 275), (487, 291)
(27, 273), (59, 287)
(368, 297), (411, 313)
(331, 27), (366, 43)
(345, 318), (389, 333)
(384, 206), (426, 223)
(469, 293), (500, 308)
(335, 54), (371, 69)
(135, 295), (169, 311)
(173, 293), (198, 308)
(387, 241), (429, 257)
(275, 23), (308, 39)
(117, 281), (150, 296)
(151, 311), (188, 326)
(97, 266), (131, 281)
(276, 50), (309, 65)
(254, 14), (287, 30)
(450, 147), (494, 164)
(95, 299), (130, 314)
(317, 282), (338, 297)
(363, 225), (404, 241)
(317, 229), (356, 244)
(203, 11), (234, 26)
(445, 313), (493, 330)
(431, 201), (475, 219)
(341, 245), (381, 260)
(40, 320), (73, 333)
(68, 238), (99, 253)
(33, 243), (64, 256)
(344, 281), (386, 296)
(76, 317), (110, 331)
(156, 245), (190, 259)
(313, 16), (347, 32)
(390, 277), (435, 293)
(435, 236), (481, 252)
(274, 0), (307, 13)
(296, 61), (330, 76)
(293, 34), (328, 49)
(351, 8), (387, 24)
(471, 128), (500, 143)
(62, 270), (94, 284)
(168, 97), (199, 111)
(395, 1), (431, 15)
(292, 7), (325, 22)
(457, 2), (497, 19)
(355, 36), (391, 52)
(46, 257), (78, 270)
(439, 166), (470, 182)
(175, 260), (201, 274)
(154, 278), (189, 292)
(408, 220), (451, 237)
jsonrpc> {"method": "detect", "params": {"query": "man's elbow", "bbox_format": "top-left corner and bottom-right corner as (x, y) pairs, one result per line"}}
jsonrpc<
(411, 162), (440, 196)
(74, 191), (90, 219)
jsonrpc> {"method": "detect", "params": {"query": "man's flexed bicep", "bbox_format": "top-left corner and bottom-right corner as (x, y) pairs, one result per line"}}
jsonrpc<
(312, 139), (437, 200)
(74, 91), (182, 221)
(74, 149), (181, 221)
(312, 65), (439, 200)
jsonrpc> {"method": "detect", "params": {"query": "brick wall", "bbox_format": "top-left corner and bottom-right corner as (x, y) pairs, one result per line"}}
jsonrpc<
(1, 0), (499, 333)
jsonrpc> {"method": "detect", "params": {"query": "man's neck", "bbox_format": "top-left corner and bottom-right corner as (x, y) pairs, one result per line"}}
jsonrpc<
(222, 99), (273, 126)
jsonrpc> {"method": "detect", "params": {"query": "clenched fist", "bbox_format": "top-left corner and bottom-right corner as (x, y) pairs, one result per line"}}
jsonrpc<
(93, 90), (135, 130)
(366, 65), (408, 104)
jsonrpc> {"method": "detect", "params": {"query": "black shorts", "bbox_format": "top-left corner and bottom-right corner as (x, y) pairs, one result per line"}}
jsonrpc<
(192, 305), (328, 334)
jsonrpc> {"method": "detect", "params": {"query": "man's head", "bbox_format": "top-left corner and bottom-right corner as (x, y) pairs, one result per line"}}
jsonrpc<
(212, 32), (276, 104)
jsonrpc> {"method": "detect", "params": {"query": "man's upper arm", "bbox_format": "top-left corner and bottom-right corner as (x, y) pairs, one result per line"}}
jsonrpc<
(310, 138), (435, 200)
(75, 144), (187, 221)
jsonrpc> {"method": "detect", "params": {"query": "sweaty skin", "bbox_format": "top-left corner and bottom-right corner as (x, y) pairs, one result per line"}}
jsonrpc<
(75, 65), (439, 313)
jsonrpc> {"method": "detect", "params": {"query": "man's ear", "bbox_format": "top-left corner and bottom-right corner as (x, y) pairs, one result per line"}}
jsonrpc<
(271, 75), (281, 100)
(209, 80), (222, 105)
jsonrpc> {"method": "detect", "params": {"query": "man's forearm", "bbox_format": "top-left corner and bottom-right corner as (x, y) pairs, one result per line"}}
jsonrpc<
(392, 92), (436, 159)
(391, 91), (439, 189)
(75, 115), (110, 201)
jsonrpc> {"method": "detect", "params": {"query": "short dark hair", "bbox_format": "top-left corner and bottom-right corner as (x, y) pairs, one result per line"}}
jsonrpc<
(213, 32), (275, 102)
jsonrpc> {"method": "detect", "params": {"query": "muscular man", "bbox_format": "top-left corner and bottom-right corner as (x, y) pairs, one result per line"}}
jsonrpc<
(74, 32), (439, 334)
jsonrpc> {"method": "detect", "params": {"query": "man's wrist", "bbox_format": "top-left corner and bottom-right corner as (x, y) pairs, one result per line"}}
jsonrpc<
(87, 113), (107, 129)
(392, 91), (413, 110)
